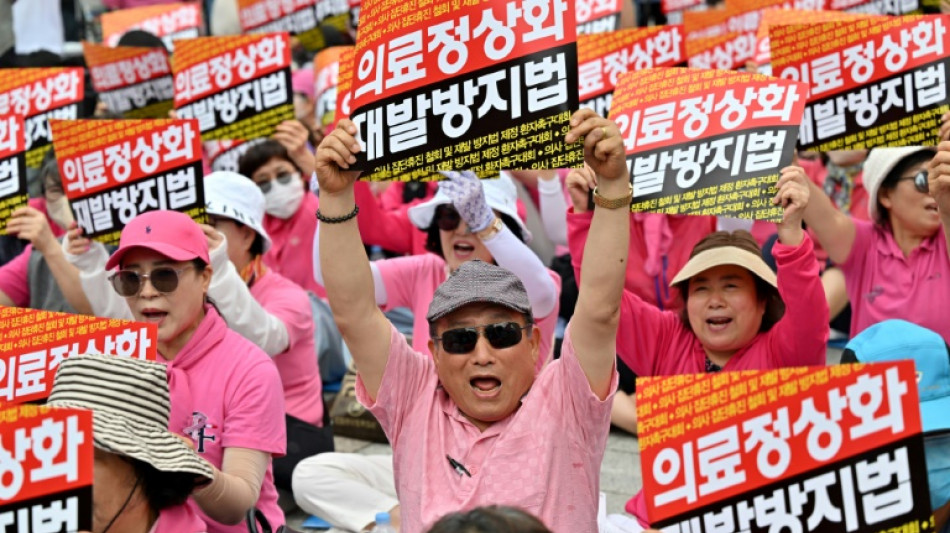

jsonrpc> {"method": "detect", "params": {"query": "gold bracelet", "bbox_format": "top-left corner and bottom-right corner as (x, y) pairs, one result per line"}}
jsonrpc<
(592, 183), (633, 209)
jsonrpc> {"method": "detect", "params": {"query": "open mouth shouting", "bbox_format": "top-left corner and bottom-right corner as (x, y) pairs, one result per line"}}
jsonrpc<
(470, 375), (502, 399)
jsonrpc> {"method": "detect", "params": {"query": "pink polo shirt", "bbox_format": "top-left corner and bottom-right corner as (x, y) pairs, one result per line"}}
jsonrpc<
(165, 307), (287, 533)
(251, 270), (323, 426)
(356, 325), (617, 533)
(840, 220), (950, 342)
(263, 191), (326, 298)
(375, 253), (559, 371)
(152, 503), (207, 533)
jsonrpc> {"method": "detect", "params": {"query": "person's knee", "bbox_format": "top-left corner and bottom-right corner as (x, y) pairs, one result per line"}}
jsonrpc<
(292, 452), (350, 490)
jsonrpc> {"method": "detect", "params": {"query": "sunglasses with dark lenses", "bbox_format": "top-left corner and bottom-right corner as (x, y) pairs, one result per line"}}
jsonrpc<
(434, 205), (462, 232)
(433, 321), (531, 354)
(110, 265), (194, 297)
(256, 171), (297, 193)
(900, 170), (930, 194)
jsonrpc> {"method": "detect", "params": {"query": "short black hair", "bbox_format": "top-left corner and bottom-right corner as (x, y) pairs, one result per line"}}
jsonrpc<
(117, 30), (168, 51)
(126, 457), (208, 511)
(875, 150), (935, 225)
(237, 139), (302, 180)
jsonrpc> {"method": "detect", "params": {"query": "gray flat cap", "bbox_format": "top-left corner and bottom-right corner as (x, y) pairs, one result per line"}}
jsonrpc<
(426, 260), (532, 322)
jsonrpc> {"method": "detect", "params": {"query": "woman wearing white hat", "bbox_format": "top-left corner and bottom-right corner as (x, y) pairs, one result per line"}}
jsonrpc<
(312, 170), (560, 369)
(794, 147), (950, 342)
(62, 172), (330, 489)
(49, 354), (215, 533)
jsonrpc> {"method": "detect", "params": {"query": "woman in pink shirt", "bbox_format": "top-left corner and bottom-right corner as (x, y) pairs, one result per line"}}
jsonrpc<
(313, 171), (561, 368)
(568, 166), (828, 529)
(104, 210), (287, 533)
(800, 147), (950, 342)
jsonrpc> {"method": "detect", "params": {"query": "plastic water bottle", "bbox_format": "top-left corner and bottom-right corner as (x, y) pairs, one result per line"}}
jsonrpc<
(372, 512), (397, 533)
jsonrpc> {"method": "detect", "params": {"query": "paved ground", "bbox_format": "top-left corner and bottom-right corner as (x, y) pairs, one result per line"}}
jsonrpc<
(285, 347), (844, 530)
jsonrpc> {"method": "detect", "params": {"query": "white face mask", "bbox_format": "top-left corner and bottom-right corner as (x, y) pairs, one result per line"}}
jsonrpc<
(264, 174), (305, 219)
(46, 195), (74, 230)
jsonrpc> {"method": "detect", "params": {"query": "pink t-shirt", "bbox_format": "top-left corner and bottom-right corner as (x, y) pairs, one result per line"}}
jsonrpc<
(356, 324), (617, 533)
(263, 191), (326, 298)
(0, 198), (66, 306)
(354, 182), (429, 256)
(251, 270), (323, 426)
(840, 220), (950, 342)
(375, 253), (559, 371)
(165, 307), (287, 533)
(152, 503), (207, 533)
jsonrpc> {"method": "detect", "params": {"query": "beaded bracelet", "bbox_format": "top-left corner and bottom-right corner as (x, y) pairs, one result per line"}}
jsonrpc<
(315, 205), (359, 224)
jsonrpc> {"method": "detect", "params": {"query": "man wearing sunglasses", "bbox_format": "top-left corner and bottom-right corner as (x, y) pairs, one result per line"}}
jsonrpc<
(311, 108), (630, 533)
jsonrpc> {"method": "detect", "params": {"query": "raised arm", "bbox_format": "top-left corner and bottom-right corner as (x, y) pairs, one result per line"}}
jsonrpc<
(928, 141), (950, 255)
(315, 119), (393, 401)
(564, 109), (630, 400)
(786, 165), (856, 264)
(61, 224), (134, 319)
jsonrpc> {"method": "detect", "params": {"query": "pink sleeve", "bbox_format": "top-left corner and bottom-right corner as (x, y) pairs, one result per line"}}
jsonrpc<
(222, 357), (287, 456)
(839, 219), (875, 273)
(356, 324), (434, 444)
(354, 182), (415, 254)
(0, 246), (32, 307)
(547, 327), (618, 444)
(375, 255), (426, 310)
(767, 233), (829, 367)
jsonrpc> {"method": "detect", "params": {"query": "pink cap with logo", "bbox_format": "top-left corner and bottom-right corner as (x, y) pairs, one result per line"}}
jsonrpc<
(105, 210), (209, 270)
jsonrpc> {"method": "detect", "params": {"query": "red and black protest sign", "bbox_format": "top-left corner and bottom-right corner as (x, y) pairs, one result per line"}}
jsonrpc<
(84, 42), (174, 119)
(772, 15), (950, 151)
(753, 9), (878, 75)
(205, 138), (265, 172)
(334, 47), (355, 129)
(609, 68), (807, 220)
(101, 2), (204, 51)
(350, 0), (582, 181)
(50, 118), (205, 245)
(833, 0), (921, 15)
(0, 115), (28, 234)
(173, 33), (295, 141)
(238, 0), (349, 52)
(637, 363), (933, 532)
(0, 68), (84, 169)
(0, 404), (93, 532)
(0, 306), (158, 406)
(576, 0), (624, 34)
(316, 46), (351, 129)
(578, 26), (686, 117)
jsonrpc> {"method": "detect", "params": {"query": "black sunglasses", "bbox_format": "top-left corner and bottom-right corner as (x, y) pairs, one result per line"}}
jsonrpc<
(434, 205), (462, 232)
(898, 170), (929, 194)
(256, 171), (297, 193)
(110, 265), (194, 297)
(433, 321), (531, 354)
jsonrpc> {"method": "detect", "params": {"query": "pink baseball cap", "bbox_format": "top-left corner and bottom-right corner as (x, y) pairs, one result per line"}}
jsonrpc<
(106, 210), (209, 271)
(292, 68), (315, 101)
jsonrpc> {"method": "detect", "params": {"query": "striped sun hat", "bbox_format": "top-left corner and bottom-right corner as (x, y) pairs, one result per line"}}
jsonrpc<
(47, 354), (215, 482)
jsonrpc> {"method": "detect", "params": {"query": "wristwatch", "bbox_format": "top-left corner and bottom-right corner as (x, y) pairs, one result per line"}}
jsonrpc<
(476, 217), (504, 240)
(592, 183), (633, 209)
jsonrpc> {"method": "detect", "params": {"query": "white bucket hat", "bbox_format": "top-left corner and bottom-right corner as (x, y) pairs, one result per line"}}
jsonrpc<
(204, 171), (273, 252)
(47, 354), (215, 482)
(863, 147), (935, 223)
(407, 173), (532, 242)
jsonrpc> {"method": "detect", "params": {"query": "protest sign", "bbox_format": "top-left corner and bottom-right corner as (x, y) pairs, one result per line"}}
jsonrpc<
(349, 0), (583, 181)
(333, 47), (355, 129)
(49, 118), (205, 245)
(83, 42), (174, 119)
(315, 46), (351, 129)
(173, 33), (295, 142)
(578, 26), (686, 117)
(753, 10), (877, 75)
(205, 138), (265, 172)
(237, 0), (350, 52)
(609, 68), (806, 220)
(576, 0), (624, 34)
(637, 362), (933, 532)
(772, 15), (950, 151)
(0, 404), (94, 532)
(0, 115), (28, 235)
(0, 68), (84, 169)
(100, 2), (203, 51)
(835, 0), (921, 14)
(665, 0), (706, 25)
(0, 306), (158, 406)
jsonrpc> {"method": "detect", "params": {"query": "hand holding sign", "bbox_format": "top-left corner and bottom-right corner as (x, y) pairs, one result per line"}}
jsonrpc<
(773, 166), (810, 247)
(7, 206), (58, 256)
(315, 119), (362, 197)
(566, 109), (627, 188)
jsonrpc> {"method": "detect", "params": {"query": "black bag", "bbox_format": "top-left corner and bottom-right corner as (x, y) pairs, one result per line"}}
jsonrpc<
(246, 507), (302, 533)
(272, 397), (334, 490)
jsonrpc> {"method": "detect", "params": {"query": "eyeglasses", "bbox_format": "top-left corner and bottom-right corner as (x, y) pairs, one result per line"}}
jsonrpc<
(110, 265), (195, 297)
(433, 321), (531, 354)
(434, 205), (463, 232)
(256, 171), (298, 193)
(898, 170), (930, 194)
